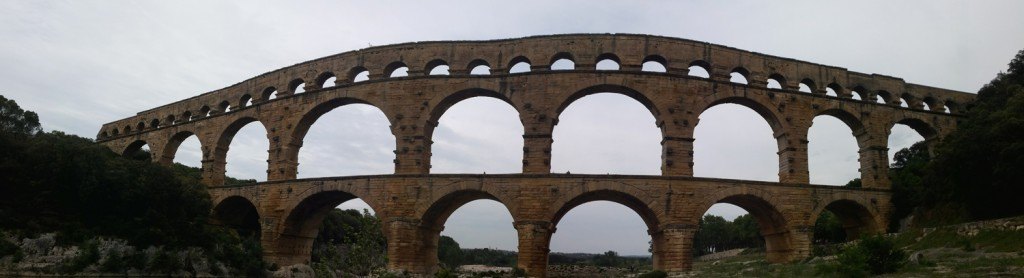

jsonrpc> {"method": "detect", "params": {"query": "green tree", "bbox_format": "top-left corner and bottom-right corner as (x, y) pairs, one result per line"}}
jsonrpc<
(813, 211), (846, 244)
(341, 209), (386, 275)
(919, 49), (1024, 221)
(0, 95), (41, 136)
(889, 142), (931, 229)
(437, 235), (464, 269)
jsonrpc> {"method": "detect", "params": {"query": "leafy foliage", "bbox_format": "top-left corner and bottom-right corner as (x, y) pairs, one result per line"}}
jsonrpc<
(812, 211), (846, 244)
(310, 209), (387, 276)
(817, 234), (907, 277)
(917, 48), (1024, 221)
(0, 95), (264, 275)
(693, 214), (763, 256)
(0, 95), (41, 136)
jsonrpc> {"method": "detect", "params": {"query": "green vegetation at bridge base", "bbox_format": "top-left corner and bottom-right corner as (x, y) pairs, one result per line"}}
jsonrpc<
(692, 222), (1024, 277)
(904, 48), (1024, 225)
(0, 95), (265, 276)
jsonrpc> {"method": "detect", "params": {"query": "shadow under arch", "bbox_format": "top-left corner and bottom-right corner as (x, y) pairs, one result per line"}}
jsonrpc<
(694, 188), (796, 263)
(273, 189), (381, 265)
(554, 84), (661, 123)
(811, 199), (882, 241)
(892, 117), (938, 140)
(212, 195), (261, 239)
(122, 139), (150, 157)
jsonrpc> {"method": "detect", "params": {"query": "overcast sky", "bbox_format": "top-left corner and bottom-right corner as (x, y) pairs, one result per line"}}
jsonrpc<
(2, 1), (1021, 256)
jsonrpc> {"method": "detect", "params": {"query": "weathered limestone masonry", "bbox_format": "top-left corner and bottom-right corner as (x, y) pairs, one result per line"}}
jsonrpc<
(96, 34), (972, 277)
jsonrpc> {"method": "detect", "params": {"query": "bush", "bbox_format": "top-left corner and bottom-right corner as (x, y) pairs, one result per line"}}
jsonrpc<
(62, 240), (100, 274)
(638, 270), (668, 278)
(0, 232), (18, 258)
(818, 234), (907, 277)
(434, 268), (457, 278)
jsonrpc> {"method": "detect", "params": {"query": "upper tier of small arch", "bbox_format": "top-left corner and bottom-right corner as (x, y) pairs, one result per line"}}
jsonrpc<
(97, 33), (974, 139)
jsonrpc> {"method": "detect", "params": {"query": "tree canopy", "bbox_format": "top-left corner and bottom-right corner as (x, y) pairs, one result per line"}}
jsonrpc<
(915, 49), (1024, 222)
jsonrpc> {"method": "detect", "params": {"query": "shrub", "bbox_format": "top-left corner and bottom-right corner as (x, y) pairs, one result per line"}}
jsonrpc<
(62, 240), (100, 274)
(0, 232), (18, 258)
(434, 268), (457, 278)
(638, 270), (668, 278)
(818, 234), (907, 277)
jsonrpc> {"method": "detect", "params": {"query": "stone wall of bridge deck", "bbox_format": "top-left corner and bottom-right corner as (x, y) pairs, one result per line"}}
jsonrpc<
(97, 34), (973, 143)
(99, 73), (959, 191)
(203, 175), (892, 276)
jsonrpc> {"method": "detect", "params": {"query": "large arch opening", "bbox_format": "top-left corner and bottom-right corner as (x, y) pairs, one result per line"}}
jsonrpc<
(550, 190), (657, 271)
(696, 193), (793, 263)
(811, 199), (881, 245)
(278, 190), (384, 274)
(425, 94), (520, 174)
(122, 140), (152, 161)
(420, 190), (516, 272)
(428, 91), (523, 174)
(808, 111), (864, 186)
(693, 102), (780, 182)
(552, 90), (661, 175)
(888, 118), (935, 164)
(217, 118), (269, 184)
(161, 131), (204, 171)
(295, 100), (395, 178)
(212, 196), (261, 239)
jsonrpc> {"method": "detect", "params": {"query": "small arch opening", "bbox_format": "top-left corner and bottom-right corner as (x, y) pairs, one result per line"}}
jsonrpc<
(150, 119), (160, 129)
(688, 61), (711, 78)
(316, 72), (337, 88)
(799, 79), (816, 93)
(730, 67), (750, 84)
(200, 106), (211, 117)
(240, 94), (253, 108)
(221, 101), (232, 113)
(550, 53), (575, 71)
(851, 87), (866, 101)
(508, 56), (532, 74)
(385, 61), (410, 78)
(595, 53), (621, 71)
(262, 87), (279, 101)
(350, 67), (370, 83)
(641, 55), (668, 73)
(426, 59), (450, 76)
(429, 65), (450, 75)
(825, 83), (842, 97)
(468, 59), (491, 75)
(876, 91), (893, 104)
(290, 79), (307, 94)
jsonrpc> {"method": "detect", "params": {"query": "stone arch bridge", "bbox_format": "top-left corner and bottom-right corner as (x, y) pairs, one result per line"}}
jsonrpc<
(96, 34), (972, 276)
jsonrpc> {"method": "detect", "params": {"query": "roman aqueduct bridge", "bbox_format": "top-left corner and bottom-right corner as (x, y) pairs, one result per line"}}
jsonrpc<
(96, 34), (973, 276)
